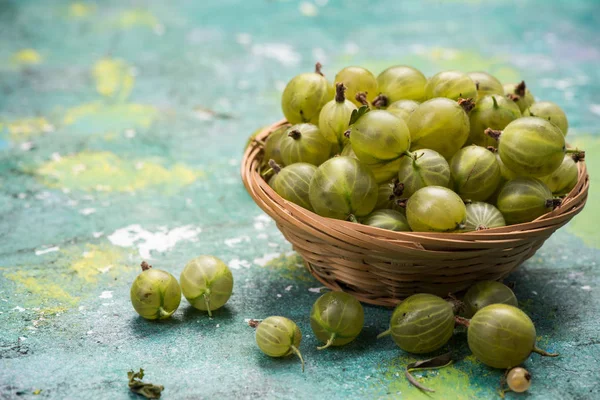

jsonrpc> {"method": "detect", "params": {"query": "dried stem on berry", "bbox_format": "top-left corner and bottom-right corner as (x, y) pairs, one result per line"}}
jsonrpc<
(315, 62), (324, 76)
(355, 92), (369, 106)
(571, 151), (585, 162)
(486, 146), (498, 153)
(546, 198), (562, 209)
(446, 293), (465, 314)
(343, 129), (351, 138)
(507, 93), (520, 102)
(484, 128), (502, 141)
(515, 81), (527, 97)
(141, 261), (152, 271)
(335, 82), (346, 103)
(392, 181), (405, 197)
(288, 130), (301, 140)
(268, 159), (282, 173)
(458, 98), (475, 113)
(454, 316), (470, 328)
(372, 94), (388, 108)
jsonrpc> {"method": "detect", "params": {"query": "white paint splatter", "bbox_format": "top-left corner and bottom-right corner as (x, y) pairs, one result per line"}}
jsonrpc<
(35, 246), (59, 256)
(236, 33), (252, 46)
(92, 232), (104, 238)
(108, 224), (201, 259)
(257, 233), (268, 240)
(254, 253), (280, 266)
(13, 306), (26, 312)
(225, 236), (250, 248)
(98, 265), (112, 274)
(51, 152), (62, 162)
(87, 330), (93, 335)
(99, 291), (113, 299)
(267, 242), (278, 248)
(532, 291), (538, 295)
(276, 294), (282, 298)
(216, 324), (220, 328)
(228, 158), (239, 166)
(309, 287), (327, 293)
(20, 142), (34, 151)
(124, 129), (136, 138)
(229, 258), (252, 269)
(80, 208), (97, 215)
(581, 285), (592, 291)
(299, 2), (318, 16)
(285, 285), (293, 291)
(251, 43), (301, 67)
(590, 104), (600, 116)
(315, 0), (329, 5)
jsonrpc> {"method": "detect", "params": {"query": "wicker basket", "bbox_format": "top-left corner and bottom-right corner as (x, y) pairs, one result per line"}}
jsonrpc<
(241, 120), (590, 306)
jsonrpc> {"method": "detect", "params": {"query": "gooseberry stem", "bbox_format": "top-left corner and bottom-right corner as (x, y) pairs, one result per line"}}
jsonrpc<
(348, 214), (358, 223)
(405, 369), (436, 393)
(288, 130), (301, 140)
(491, 96), (499, 109)
(532, 346), (559, 357)
(458, 98), (475, 113)
(355, 92), (369, 106)
(335, 83), (346, 103)
(141, 261), (152, 271)
(315, 62), (323, 77)
(515, 80), (526, 97)
(261, 168), (273, 177)
(377, 329), (391, 339)
(290, 345), (305, 372)
(372, 94), (388, 108)
(268, 159), (282, 174)
(317, 333), (337, 350)
(203, 291), (212, 317)
(343, 129), (351, 138)
(454, 316), (470, 328)
(158, 307), (171, 318)
(484, 128), (502, 141)
(486, 146), (497, 153)
(545, 198), (562, 209)
(570, 150), (585, 162)
(446, 293), (464, 314)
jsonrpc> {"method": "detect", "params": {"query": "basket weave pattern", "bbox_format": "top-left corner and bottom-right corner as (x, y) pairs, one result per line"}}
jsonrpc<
(241, 121), (590, 306)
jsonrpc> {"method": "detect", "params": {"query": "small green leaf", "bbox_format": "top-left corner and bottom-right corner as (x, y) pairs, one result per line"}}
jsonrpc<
(349, 105), (370, 125)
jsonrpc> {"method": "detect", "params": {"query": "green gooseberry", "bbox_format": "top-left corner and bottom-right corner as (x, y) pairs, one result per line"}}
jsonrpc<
(450, 145), (502, 201)
(269, 161), (317, 211)
(494, 151), (519, 182)
(523, 101), (569, 136)
(349, 110), (411, 165)
(281, 63), (332, 124)
(374, 179), (405, 212)
(467, 304), (557, 369)
(367, 157), (403, 184)
(361, 209), (411, 232)
(496, 177), (558, 225)
(488, 117), (566, 177)
(255, 316), (304, 372)
(463, 202), (506, 232)
(468, 71), (504, 98)
(503, 81), (535, 112)
(340, 143), (357, 158)
(318, 83), (356, 147)
(310, 291), (364, 350)
(407, 97), (472, 160)
(468, 95), (521, 148)
(309, 156), (378, 221)
(279, 123), (332, 166)
(397, 149), (451, 199)
(378, 293), (455, 354)
(130, 262), (181, 320)
(263, 125), (289, 167)
(463, 281), (517, 318)
(335, 66), (378, 107)
(374, 65), (427, 105)
(385, 99), (420, 122)
(540, 152), (583, 195)
(180, 256), (233, 317)
(425, 70), (478, 101)
(406, 186), (466, 232)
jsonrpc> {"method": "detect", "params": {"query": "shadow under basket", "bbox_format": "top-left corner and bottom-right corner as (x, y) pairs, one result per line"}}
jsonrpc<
(241, 120), (590, 307)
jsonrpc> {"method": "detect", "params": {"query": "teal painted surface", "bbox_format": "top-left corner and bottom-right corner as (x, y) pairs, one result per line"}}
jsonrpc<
(1, 0), (599, 399)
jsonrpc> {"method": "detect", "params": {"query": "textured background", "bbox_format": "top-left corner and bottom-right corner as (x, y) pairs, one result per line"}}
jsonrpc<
(0, 0), (599, 399)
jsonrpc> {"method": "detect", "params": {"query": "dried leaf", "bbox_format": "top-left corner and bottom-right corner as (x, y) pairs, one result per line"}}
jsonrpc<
(128, 369), (164, 399)
(405, 352), (453, 393)
(349, 105), (370, 126)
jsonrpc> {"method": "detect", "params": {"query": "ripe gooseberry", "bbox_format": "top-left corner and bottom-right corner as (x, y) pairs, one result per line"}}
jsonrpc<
(407, 97), (472, 160)
(503, 81), (535, 112)
(463, 202), (506, 232)
(309, 156), (378, 221)
(349, 110), (411, 165)
(397, 149), (451, 198)
(130, 262), (181, 320)
(468, 95), (521, 147)
(523, 101), (569, 136)
(496, 177), (559, 225)
(486, 117), (567, 177)
(406, 186), (466, 232)
(468, 71), (504, 98)
(255, 316), (304, 372)
(374, 179), (405, 212)
(367, 157), (404, 184)
(378, 294), (455, 354)
(463, 281), (517, 318)
(506, 367), (532, 393)
(385, 99), (420, 123)
(263, 125), (290, 167)
(467, 304), (557, 369)
(318, 83), (356, 147)
(310, 291), (364, 349)
(450, 145), (501, 201)
(335, 66), (378, 107)
(180, 256), (233, 317)
(425, 70), (478, 101)
(281, 63), (332, 124)
(540, 152), (584, 195)
(362, 209), (411, 232)
(279, 123), (331, 166)
(373, 66), (427, 106)
(268, 161), (317, 211)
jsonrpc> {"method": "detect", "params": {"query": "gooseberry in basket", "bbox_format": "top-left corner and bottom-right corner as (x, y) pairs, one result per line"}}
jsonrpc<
(468, 95), (521, 148)
(268, 160), (316, 211)
(318, 83), (356, 147)
(462, 280), (517, 318)
(130, 261), (181, 320)
(255, 316), (305, 372)
(385, 99), (420, 123)
(374, 178), (406, 212)
(180, 256), (233, 317)
(310, 291), (364, 350)
(335, 66), (378, 107)
(281, 62), (332, 125)
(467, 71), (504, 99)
(406, 186), (466, 232)
(279, 123), (331, 166)
(523, 101), (569, 136)
(496, 177), (560, 225)
(397, 149), (451, 198)
(425, 70), (478, 101)
(450, 145), (502, 202)
(262, 124), (289, 167)
(503, 81), (535, 112)
(540, 152), (584, 195)
(361, 209), (411, 232)
(463, 202), (506, 232)
(374, 65), (427, 106)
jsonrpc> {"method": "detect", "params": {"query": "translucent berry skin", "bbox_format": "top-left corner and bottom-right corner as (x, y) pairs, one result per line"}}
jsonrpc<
(318, 97), (356, 146)
(467, 71), (504, 99)
(279, 123), (332, 166)
(496, 117), (566, 177)
(362, 209), (411, 232)
(309, 157), (378, 220)
(406, 186), (467, 232)
(335, 66), (378, 107)
(523, 101), (569, 136)
(496, 153), (519, 182)
(496, 178), (553, 225)
(386, 294), (455, 354)
(468, 95), (521, 147)
(397, 149), (451, 198)
(503, 83), (534, 112)
(450, 145), (502, 201)
(386, 100), (420, 123)
(407, 98), (470, 160)
(271, 163), (317, 210)
(310, 292), (364, 348)
(263, 125), (289, 166)
(256, 316), (302, 357)
(376, 66), (427, 102)
(463, 202), (506, 232)
(463, 280), (517, 318)
(180, 256), (233, 314)
(506, 367), (532, 393)
(367, 158), (403, 184)
(130, 269), (181, 320)
(540, 154), (579, 195)
(425, 70), (478, 101)
(468, 304), (537, 369)
(281, 72), (332, 124)
(350, 110), (411, 164)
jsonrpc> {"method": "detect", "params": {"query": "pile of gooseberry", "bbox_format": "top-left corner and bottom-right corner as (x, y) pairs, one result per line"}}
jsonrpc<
(260, 63), (585, 232)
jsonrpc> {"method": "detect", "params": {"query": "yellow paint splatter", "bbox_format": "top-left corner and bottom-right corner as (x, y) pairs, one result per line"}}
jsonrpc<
(4, 117), (54, 141)
(62, 102), (157, 129)
(92, 58), (135, 100)
(116, 9), (161, 31)
(263, 253), (314, 282)
(6, 271), (79, 306)
(68, 2), (95, 18)
(66, 244), (133, 283)
(37, 151), (201, 192)
(11, 49), (43, 65)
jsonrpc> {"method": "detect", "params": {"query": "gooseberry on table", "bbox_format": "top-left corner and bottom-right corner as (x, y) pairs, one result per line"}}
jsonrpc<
(279, 123), (332, 166)
(268, 160), (317, 211)
(130, 261), (181, 320)
(463, 202), (506, 232)
(406, 186), (467, 232)
(281, 62), (332, 124)
(450, 145), (502, 201)
(180, 256), (233, 317)
(462, 280), (517, 318)
(310, 291), (364, 349)
(425, 70), (478, 101)
(255, 316), (305, 372)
